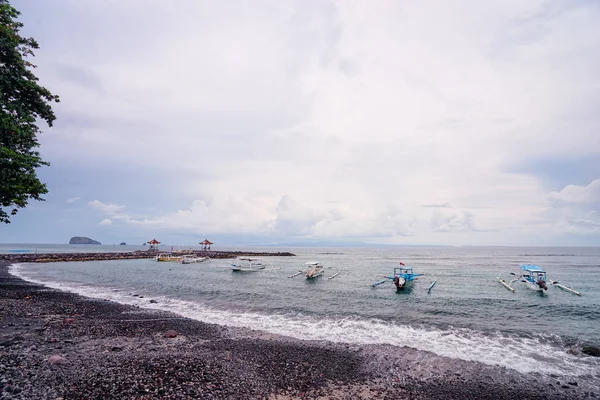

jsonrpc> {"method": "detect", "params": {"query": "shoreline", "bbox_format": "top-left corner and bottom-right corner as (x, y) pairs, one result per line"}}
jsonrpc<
(1, 261), (597, 399)
(1, 250), (296, 264)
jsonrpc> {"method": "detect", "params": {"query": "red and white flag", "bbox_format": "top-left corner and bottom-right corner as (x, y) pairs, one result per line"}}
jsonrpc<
(399, 261), (405, 266)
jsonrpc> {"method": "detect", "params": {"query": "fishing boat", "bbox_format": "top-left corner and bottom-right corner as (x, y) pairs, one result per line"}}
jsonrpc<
(517, 264), (549, 292)
(230, 257), (267, 272)
(497, 264), (582, 296)
(372, 263), (422, 289)
(179, 255), (209, 264)
(497, 264), (548, 293)
(154, 253), (180, 262)
(305, 262), (325, 279)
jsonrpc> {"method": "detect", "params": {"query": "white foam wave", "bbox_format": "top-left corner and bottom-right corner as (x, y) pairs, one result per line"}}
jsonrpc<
(10, 264), (598, 377)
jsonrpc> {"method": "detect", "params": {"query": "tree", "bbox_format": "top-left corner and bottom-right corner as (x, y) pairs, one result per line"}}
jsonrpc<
(1, 0), (59, 223)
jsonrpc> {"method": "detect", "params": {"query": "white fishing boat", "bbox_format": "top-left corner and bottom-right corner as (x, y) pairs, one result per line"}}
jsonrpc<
(230, 257), (268, 272)
(305, 262), (325, 279)
(179, 255), (209, 264)
(497, 264), (548, 293)
(497, 264), (582, 296)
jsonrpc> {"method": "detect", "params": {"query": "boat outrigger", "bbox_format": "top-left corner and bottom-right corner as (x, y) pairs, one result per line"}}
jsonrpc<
(372, 263), (422, 290)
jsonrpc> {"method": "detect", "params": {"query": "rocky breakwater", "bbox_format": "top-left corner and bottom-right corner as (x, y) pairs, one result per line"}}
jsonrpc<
(1, 250), (296, 264)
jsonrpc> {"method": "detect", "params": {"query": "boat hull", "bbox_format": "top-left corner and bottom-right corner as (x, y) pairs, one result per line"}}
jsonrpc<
(306, 272), (324, 279)
(306, 269), (324, 279)
(393, 277), (408, 289)
(232, 269), (259, 272)
(181, 257), (208, 264)
(523, 282), (545, 292)
(232, 266), (265, 272)
(522, 278), (547, 292)
(156, 257), (179, 262)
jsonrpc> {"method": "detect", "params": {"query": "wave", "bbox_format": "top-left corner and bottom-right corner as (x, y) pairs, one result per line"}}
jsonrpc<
(10, 264), (599, 378)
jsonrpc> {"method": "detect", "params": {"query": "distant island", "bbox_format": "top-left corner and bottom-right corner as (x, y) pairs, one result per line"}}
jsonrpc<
(120, 242), (126, 245)
(69, 237), (101, 245)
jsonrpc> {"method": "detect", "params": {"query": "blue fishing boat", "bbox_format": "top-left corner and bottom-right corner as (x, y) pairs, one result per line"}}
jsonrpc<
(372, 263), (422, 289)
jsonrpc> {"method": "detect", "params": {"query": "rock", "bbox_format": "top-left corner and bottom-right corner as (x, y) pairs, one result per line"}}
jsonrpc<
(63, 318), (75, 325)
(120, 242), (126, 245)
(149, 300), (157, 304)
(47, 355), (67, 365)
(582, 346), (600, 357)
(164, 330), (178, 338)
(69, 236), (101, 245)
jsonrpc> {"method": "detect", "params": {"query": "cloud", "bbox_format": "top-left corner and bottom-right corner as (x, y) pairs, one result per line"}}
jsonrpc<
(99, 218), (113, 226)
(66, 197), (80, 204)
(548, 179), (600, 204)
(422, 203), (452, 209)
(546, 179), (600, 235)
(7, 0), (600, 245)
(431, 210), (477, 233)
(553, 210), (600, 235)
(88, 200), (126, 216)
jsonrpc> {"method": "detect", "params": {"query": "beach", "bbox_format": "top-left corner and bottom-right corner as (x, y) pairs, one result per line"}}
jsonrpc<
(1, 260), (597, 399)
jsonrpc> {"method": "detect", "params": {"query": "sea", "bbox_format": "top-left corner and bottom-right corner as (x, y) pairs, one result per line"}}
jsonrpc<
(4, 244), (600, 382)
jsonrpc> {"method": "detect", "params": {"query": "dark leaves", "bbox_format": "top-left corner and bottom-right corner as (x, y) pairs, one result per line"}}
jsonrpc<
(0, 0), (58, 223)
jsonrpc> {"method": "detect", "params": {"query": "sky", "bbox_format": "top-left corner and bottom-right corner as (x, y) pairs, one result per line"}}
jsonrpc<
(1, 0), (599, 246)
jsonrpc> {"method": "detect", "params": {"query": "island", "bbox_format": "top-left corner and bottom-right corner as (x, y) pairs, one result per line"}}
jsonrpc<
(69, 236), (102, 245)
(119, 242), (127, 245)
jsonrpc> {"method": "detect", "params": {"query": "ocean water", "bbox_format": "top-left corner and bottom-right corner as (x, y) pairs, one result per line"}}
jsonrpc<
(8, 245), (600, 380)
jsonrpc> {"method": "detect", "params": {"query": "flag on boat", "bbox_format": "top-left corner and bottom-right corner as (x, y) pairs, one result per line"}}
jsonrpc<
(399, 261), (405, 266)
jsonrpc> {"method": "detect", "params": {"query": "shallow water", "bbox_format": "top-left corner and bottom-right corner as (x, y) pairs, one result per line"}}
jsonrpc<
(10, 245), (600, 379)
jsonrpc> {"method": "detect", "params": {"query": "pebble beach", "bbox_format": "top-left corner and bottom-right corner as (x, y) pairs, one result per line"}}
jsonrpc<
(1, 261), (598, 399)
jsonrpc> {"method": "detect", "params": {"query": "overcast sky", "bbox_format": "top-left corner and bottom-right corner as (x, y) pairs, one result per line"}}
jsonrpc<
(1, 0), (599, 246)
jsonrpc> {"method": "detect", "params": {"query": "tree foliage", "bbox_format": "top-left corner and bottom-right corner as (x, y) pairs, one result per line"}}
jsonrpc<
(1, 0), (59, 223)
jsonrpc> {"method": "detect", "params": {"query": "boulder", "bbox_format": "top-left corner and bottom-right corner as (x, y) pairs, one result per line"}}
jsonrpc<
(582, 346), (600, 357)
(47, 355), (67, 365)
(164, 330), (178, 338)
(69, 236), (101, 245)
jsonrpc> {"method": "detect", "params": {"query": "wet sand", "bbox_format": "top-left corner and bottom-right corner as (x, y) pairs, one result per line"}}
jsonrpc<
(1, 261), (596, 399)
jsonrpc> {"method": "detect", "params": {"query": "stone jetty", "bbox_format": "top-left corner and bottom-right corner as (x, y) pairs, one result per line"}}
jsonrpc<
(1, 250), (295, 264)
